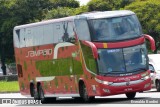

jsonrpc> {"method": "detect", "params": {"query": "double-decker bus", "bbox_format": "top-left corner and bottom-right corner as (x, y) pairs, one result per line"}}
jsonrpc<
(13, 10), (155, 102)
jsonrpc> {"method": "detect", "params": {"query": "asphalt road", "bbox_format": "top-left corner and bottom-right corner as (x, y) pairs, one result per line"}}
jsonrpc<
(0, 89), (159, 106)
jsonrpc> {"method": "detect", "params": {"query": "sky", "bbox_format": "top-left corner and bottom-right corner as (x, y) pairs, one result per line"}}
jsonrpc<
(76, 0), (91, 6)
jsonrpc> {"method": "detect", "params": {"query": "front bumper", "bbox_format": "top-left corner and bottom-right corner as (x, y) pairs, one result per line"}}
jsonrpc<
(98, 78), (151, 96)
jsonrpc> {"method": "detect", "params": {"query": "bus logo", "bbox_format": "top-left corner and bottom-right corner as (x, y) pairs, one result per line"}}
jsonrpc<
(26, 49), (52, 57)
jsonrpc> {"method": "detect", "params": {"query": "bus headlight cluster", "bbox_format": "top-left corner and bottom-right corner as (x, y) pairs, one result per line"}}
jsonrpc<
(141, 75), (150, 80)
(95, 78), (113, 85)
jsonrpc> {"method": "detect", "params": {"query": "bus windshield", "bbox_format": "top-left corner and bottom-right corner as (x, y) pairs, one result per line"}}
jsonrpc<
(97, 44), (148, 75)
(89, 15), (142, 42)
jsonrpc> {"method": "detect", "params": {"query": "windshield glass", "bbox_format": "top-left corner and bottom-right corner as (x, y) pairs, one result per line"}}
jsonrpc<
(97, 44), (148, 74)
(89, 15), (142, 42)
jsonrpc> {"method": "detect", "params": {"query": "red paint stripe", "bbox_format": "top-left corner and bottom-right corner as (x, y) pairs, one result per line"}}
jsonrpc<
(82, 41), (98, 59)
(93, 37), (145, 48)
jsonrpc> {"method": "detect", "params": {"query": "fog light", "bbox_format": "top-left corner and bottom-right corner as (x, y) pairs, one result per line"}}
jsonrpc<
(144, 83), (150, 88)
(103, 88), (110, 93)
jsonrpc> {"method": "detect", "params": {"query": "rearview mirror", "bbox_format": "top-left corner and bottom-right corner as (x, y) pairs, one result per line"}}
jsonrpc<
(149, 65), (155, 73)
(144, 34), (155, 51)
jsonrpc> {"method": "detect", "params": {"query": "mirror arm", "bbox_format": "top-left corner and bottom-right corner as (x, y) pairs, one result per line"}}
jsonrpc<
(144, 34), (156, 51)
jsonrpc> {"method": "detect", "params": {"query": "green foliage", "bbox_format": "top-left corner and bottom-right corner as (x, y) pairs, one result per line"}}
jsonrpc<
(45, 5), (89, 19)
(12, 0), (51, 23)
(50, 0), (80, 9)
(125, 0), (160, 53)
(114, 0), (135, 9)
(74, 5), (88, 15)
(0, 0), (51, 63)
(87, 0), (135, 11)
(46, 7), (75, 19)
(87, 0), (112, 11)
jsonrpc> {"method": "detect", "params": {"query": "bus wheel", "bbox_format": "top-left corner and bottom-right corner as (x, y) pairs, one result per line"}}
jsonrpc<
(30, 84), (35, 97)
(38, 85), (46, 103)
(156, 80), (160, 92)
(79, 83), (95, 102)
(125, 92), (136, 99)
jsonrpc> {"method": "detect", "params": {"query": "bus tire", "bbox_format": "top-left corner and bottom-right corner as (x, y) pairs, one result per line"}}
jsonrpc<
(156, 80), (160, 92)
(38, 85), (46, 103)
(125, 92), (136, 99)
(79, 82), (95, 102)
(33, 91), (39, 100)
(30, 83), (35, 97)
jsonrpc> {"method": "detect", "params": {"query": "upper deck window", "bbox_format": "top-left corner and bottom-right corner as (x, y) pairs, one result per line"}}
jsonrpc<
(75, 19), (91, 41)
(88, 15), (142, 42)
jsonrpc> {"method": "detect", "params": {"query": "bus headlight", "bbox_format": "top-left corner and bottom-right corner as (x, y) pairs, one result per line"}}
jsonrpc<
(141, 75), (150, 80)
(95, 78), (113, 85)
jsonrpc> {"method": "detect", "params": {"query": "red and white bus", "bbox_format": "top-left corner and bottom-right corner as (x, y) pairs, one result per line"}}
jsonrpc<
(13, 10), (155, 102)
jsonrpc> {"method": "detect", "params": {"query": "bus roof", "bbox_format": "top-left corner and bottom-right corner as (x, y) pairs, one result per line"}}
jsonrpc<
(14, 10), (135, 30)
(14, 16), (75, 30)
(76, 10), (135, 19)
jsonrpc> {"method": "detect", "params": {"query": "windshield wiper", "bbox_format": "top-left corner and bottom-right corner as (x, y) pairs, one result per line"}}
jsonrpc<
(131, 68), (147, 72)
(99, 71), (125, 76)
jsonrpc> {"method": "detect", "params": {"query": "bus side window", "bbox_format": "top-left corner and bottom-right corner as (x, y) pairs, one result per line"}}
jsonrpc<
(43, 24), (54, 45)
(25, 28), (34, 47)
(32, 26), (43, 46)
(53, 22), (64, 43)
(75, 19), (91, 41)
(66, 21), (76, 43)
(19, 29), (26, 48)
(14, 30), (20, 48)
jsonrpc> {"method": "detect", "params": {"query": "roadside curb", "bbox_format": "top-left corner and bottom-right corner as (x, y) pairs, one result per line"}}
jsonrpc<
(0, 91), (19, 94)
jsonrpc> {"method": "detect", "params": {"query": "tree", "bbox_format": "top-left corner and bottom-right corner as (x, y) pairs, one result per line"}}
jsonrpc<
(0, 0), (15, 75)
(125, 0), (160, 53)
(49, 0), (79, 9)
(46, 7), (75, 19)
(0, 0), (51, 58)
(45, 0), (81, 19)
(45, 5), (89, 19)
(0, 0), (52, 75)
(113, 0), (135, 9)
(74, 5), (88, 15)
(87, 0), (135, 11)
(87, 0), (112, 11)
(11, 0), (51, 24)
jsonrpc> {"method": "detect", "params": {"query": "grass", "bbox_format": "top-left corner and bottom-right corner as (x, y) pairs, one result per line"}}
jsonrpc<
(0, 81), (19, 92)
